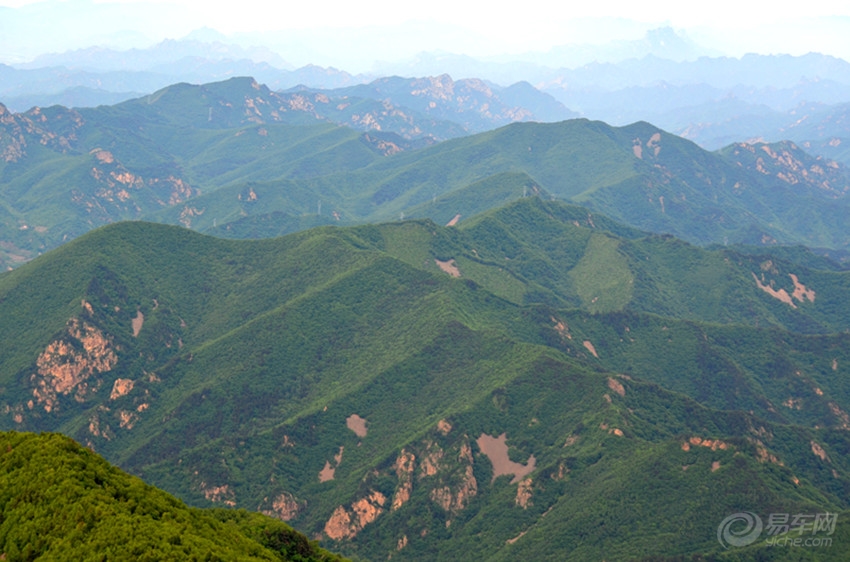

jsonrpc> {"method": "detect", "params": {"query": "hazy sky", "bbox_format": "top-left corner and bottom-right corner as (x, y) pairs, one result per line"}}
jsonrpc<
(1, 0), (849, 69)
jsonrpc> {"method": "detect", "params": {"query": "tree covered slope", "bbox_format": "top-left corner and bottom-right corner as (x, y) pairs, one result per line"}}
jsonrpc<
(2, 77), (850, 270)
(2, 199), (850, 559)
(0, 431), (345, 561)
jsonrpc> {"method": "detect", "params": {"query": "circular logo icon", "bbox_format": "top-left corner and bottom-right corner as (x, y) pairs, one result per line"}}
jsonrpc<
(717, 512), (764, 548)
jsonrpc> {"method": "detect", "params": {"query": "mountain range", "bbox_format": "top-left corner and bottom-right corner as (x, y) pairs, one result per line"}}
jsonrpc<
(4, 28), (850, 168)
(2, 76), (849, 271)
(2, 48), (850, 559)
(2, 196), (850, 559)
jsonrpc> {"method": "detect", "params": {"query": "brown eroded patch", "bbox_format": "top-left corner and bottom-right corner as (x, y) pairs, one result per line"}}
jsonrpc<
(749, 438), (782, 465)
(752, 273), (795, 307)
(783, 398), (802, 410)
(319, 446), (344, 482)
(834, 359), (839, 371)
(110, 378), (134, 400)
(811, 441), (830, 463)
(551, 317), (572, 340)
(553, 461), (569, 481)
(582, 340), (599, 358)
(632, 140), (643, 159)
(688, 436), (729, 451)
(507, 530), (528, 545)
(397, 535), (408, 550)
(446, 214), (461, 227)
(647, 132), (662, 156)
(118, 409), (137, 429)
(435, 258), (461, 278)
(711, 461), (721, 472)
(437, 419), (452, 435)
(319, 461), (336, 483)
(789, 274), (815, 303)
(346, 414), (368, 437)
(91, 149), (115, 164)
(607, 377), (625, 397)
(476, 433), (536, 484)
(828, 402), (850, 429)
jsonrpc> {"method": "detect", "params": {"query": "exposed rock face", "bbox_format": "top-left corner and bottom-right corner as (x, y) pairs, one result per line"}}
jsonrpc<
(324, 491), (387, 540)
(811, 441), (830, 463)
(516, 478), (533, 508)
(682, 436), (729, 452)
(429, 440), (478, 512)
(419, 440), (444, 478)
(30, 318), (118, 412)
(753, 271), (815, 309)
(0, 104), (84, 163)
(110, 378), (134, 400)
(392, 449), (416, 511)
(200, 483), (236, 507)
(727, 141), (850, 197)
(607, 377), (626, 397)
(324, 506), (353, 541)
(582, 340), (599, 358)
(262, 492), (306, 521)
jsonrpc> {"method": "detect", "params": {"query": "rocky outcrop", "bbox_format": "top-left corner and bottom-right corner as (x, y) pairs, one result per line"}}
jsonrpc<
(30, 318), (118, 413)
(324, 491), (387, 540)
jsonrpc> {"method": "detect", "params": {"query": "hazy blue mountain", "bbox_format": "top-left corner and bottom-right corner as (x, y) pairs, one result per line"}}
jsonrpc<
(284, 75), (578, 135)
(18, 38), (291, 72)
(1, 86), (145, 113)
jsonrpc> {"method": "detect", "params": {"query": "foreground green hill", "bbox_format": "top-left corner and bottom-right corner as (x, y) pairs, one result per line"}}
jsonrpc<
(2, 198), (850, 559)
(2, 77), (850, 270)
(0, 431), (344, 561)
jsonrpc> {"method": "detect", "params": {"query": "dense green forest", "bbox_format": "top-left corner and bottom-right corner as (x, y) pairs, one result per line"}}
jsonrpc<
(0, 431), (346, 561)
(2, 78), (849, 270)
(1, 197), (850, 559)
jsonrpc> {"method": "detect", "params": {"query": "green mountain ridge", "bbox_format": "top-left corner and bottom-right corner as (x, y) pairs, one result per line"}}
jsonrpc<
(0, 431), (345, 561)
(2, 77), (850, 270)
(2, 198), (850, 559)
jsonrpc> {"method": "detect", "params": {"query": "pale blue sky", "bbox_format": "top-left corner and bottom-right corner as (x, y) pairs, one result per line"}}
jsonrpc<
(1, 0), (849, 69)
